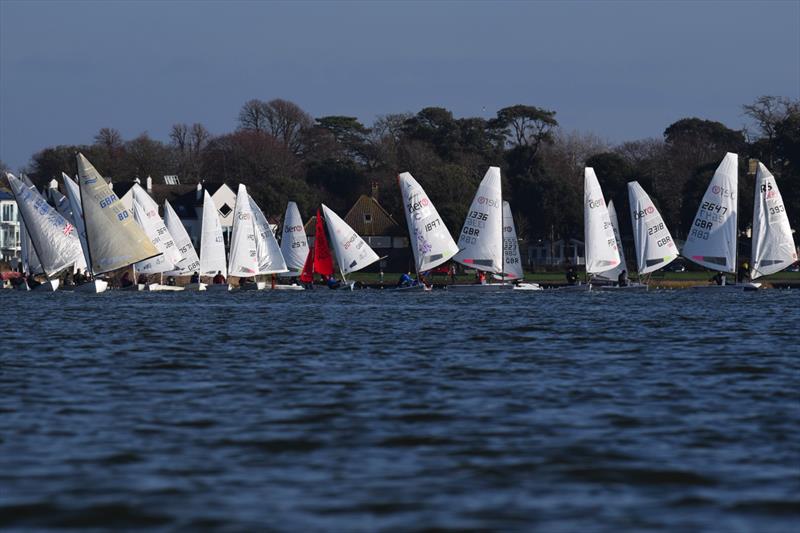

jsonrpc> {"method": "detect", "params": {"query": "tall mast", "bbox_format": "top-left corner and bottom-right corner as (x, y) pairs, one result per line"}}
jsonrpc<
(76, 166), (95, 276)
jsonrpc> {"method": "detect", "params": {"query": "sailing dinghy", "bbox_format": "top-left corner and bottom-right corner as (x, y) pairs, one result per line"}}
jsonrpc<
(131, 185), (184, 291)
(75, 153), (160, 293)
(592, 199), (646, 291)
(682, 153), (744, 289)
(193, 191), (228, 291)
(749, 162), (798, 286)
(227, 184), (288, 290)
(582, 167), (621, 291)
(6, 173), (84, 291)
(163, 200), (203, 288)
(320, 204), (380, 290)
(275, 201), (307, 290)
(397, 171), (459, 290)
(627, 181), (678, 285)
(451, 167), (538, 290)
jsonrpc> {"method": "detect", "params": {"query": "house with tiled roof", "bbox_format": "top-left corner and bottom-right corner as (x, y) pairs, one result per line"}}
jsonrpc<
(113, 177), (236, 249)
(304, 183), (412, 272)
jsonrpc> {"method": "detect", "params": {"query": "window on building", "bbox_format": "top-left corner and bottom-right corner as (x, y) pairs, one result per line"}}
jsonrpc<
(218, 203), (232, 217)
(363, 213), (372, 223)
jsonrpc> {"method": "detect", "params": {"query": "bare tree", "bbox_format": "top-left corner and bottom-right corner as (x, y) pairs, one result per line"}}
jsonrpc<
(94, 127), (123, 151)
(170, 123), (189, 153)
(238, 99), (269, 132)
(264, 99), (312, 154)
(189, 123), (210, 154)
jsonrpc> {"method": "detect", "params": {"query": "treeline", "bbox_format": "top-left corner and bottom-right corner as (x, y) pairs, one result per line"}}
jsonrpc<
(9, 95), (800, 241)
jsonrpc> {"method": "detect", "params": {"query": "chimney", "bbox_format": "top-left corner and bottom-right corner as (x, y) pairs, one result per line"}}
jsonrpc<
(146, 176), (153, 192)
(371, 181), (378, 200)
(196, 181), (202, 201)
(134, 177), (141, 185)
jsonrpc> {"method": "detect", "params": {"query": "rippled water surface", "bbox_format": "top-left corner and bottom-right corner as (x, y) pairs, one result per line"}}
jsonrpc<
(2, 288), (799, 531)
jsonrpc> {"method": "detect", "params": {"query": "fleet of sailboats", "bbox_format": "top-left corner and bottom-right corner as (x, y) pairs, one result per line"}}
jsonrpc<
(4, 154), (798, 293)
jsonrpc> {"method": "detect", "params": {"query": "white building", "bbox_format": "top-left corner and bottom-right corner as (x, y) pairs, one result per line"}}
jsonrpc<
(0, 190), (21, 264)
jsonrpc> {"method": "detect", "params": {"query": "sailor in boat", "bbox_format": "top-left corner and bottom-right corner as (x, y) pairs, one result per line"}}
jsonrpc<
(476, 271), (487, 285)
(212, 271), (226, 285)
(136, 273), (148, 285)
(617, 270), (629, 287)
(324, 275), (341, 289)
(239, 276), (254, 288)
(397, 272), (414, 288)
(73, 268), (87, 286)
(738, 262), (750, 284)
(711, 272), (727, 286)
(190, 271), (200, 284)
(120, 271), (134, 289)
(566, 266), (579, 285)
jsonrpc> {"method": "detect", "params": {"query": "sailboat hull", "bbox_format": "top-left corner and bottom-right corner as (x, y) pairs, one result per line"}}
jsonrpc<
(273, 284), (305, 291)
(145, 283), (184, 292)
(74, 280), (109, 293)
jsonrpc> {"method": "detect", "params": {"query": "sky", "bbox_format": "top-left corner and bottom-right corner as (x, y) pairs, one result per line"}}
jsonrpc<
(1, 0), (798, 172)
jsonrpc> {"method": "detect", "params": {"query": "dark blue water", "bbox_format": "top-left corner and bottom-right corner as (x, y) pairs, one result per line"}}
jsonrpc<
(2, 289), (799, 531)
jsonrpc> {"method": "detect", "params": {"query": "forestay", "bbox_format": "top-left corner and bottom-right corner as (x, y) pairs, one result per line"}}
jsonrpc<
(279, 201), (308, 276)
(163, 200), (201, 275)
(584, 168), (620, 274)
(132, 185), (180, 273)
(627, 181), (678, 275)
(682, 152), (738, 273)
(249, 194), (288, 275)
(199, 190), (227, 277)
(77, 153), (159, 275)
(751, 162), (797, 279)
(7, 173), (84, 278)
(398, 172), (458, 273)
(502, 201), (523, 279)
(596, 200), (627, 281)
(453, 166), (503, 273)
(321, 204), (380, 275)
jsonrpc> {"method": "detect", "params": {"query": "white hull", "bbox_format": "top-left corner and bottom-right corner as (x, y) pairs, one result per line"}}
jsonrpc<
(513, 282), (543, 291)
(447, 282), (518, 291)
(690, 282), (761, 291)
(74, 280), (109, 293)
(184, 282), (208, 291)
(273, 284), (305, 291)
(145, 283), (184, 292)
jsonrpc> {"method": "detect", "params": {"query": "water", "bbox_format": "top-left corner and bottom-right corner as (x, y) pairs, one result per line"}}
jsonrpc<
(2, 288), (799, 531)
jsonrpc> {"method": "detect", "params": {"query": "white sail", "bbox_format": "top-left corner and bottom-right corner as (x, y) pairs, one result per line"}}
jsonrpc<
(199, 190), (227, 276)
(163, 200), (201, 275)
(228, 184), (259, 277)
(62, 173), (91, 271)
(502, 201), (524, 279)
(682, 152), (738, 273)
(77, 153), (159, 274)
(131, 199), (172, 274)
(399, 171), (459, 273)
(584, 168), (621, 274)
(596, 200), (627, 281)
(249, 194), (288, 275)
(453, 166), (503, 273)
(279, 201), (308, 276)
(6, 173), (84, 278)
(19, 176), (43, 275)
(751, 162), (798, 279)
(627, 181), (678, 275)
(321, 203), (380, 275)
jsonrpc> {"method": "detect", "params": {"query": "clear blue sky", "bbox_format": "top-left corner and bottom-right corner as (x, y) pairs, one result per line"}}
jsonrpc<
(1, 0), (798, 172)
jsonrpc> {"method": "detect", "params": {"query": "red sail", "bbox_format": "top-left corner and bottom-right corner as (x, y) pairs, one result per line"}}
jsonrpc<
(313, 209), (334, 276)
(300, 247), (314, 283)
